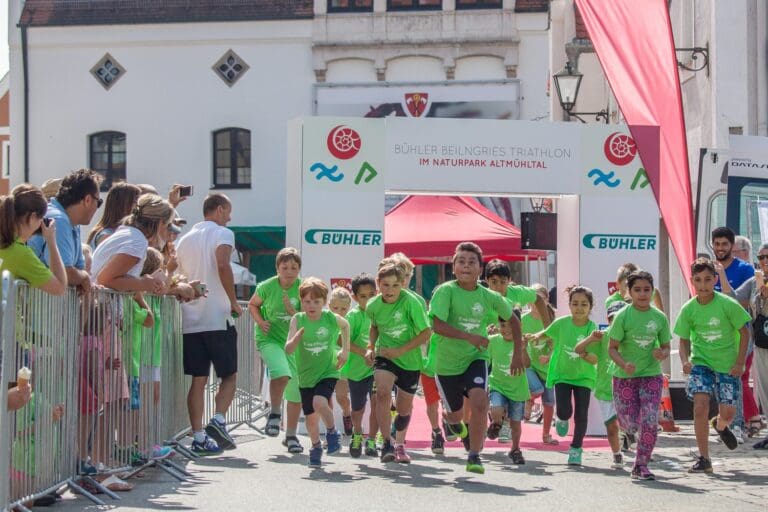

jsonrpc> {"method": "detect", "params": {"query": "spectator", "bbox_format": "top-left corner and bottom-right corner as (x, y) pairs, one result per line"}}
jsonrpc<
(40, 178), (62, 200)
(733, 235), (754, 266)
(29, 169), (102, 295)
(87, 182), (141, 249)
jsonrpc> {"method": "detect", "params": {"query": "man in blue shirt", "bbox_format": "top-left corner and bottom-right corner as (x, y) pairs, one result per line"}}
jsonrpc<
(28, 169), (102, 294)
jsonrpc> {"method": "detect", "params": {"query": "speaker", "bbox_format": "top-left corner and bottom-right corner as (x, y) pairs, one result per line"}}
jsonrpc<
(521, 212), (557, 250)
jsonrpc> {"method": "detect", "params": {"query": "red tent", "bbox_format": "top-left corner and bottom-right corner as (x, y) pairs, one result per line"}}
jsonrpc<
(384, 196), (548, 265)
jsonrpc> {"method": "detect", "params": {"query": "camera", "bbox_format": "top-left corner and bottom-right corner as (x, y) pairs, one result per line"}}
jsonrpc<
(179, 185), (193, 198)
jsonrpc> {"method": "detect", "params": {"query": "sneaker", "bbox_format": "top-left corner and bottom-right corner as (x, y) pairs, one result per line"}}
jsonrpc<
(498, 421), (512, 444)
(710, 418), (738, 450)
(612, 453), (624, 469)
(688, 455), (713, 473)
(431, 430), (445, 455)
(443, 420), (458, 442)
(206, 418), (236, 450)
(732, 425), (745, 444)
(152, 445), (175, 460)
(309, 444), (323, 467)
(191, 436), (222, 456)
(508, 448), (526, 465)
(79, 458), (97, 475)
(282, 435), (304, 454)
(556, 419), (569, 437)
(343, 416), (354, 436)
(264, 413), (281, 437)
(465, 454), (485, 474)
(375, 431), (384, 448)
(395, 445), (411, 464)
(567, 447), (583, 466)
(631, 465), (655, 480)
(349, 434), (363, 458)
(326, 430), (341, 454)
(365, 438), (378, 457)
(487, 422), (502, 440)
(380, 440), (396, 463)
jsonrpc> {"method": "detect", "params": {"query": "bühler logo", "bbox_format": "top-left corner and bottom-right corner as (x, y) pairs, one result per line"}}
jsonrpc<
(305, 229), (382, 246)
(582, 234), (656, 251)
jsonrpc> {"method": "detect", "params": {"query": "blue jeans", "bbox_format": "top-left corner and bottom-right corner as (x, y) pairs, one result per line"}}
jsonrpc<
(526, 368), (555, 406)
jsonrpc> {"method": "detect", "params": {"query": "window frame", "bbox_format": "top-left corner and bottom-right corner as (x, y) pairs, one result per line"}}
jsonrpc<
(455, 0), (503, 10)
(212, 127), (252, 190)
(327, 0), (374, 13)
(386, 0), (442, 12)
(89, 131), (127, 191)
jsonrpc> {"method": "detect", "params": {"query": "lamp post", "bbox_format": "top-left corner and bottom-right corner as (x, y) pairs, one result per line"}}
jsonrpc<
(552, 62), (609, 123)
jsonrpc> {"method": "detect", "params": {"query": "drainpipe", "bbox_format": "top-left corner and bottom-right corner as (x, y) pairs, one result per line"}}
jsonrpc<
(20, 24), (29, 183)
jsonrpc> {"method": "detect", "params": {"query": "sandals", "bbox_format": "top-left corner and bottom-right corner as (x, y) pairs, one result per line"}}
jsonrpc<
(265, 414), (281, 437)
(748, 419), (766, 438)
(542, 434), (559, 445)
(283, 435), (304, 454)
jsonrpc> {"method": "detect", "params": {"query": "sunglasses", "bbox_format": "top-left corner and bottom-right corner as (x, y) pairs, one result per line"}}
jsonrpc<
(91, 195), (104, 208)
(757, 255), (768, 261)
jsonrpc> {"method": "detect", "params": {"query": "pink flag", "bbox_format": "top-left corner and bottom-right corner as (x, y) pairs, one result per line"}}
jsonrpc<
(575, 0), (695, 293)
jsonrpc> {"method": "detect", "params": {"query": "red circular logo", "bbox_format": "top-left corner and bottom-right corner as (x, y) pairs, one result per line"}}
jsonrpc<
(327, 125), (362, 160)
(603, 132), (637, 166)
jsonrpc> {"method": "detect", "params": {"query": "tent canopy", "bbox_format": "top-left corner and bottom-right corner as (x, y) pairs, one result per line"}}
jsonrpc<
(384, 195), (548, 264)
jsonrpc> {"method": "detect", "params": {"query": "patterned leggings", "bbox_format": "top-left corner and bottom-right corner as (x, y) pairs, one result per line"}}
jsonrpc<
(612, 375), (663, 467)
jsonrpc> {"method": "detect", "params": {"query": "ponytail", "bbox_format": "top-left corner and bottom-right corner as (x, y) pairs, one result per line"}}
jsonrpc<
(0, 195), (16, 249)
(0, 184), (47, 249)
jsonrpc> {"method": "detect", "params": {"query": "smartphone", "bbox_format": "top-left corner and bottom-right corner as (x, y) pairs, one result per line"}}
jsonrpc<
(34, 218), (52, 235)
(179, 185), (194, 198)
(43, 218), (52, 227)
(194, 283), (207, 296)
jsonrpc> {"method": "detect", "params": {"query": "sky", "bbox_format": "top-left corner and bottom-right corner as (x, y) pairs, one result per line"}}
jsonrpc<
(0, 1), (9, 76)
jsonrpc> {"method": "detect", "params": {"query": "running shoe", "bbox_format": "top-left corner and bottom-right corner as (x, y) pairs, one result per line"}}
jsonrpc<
(191, 436), (222, 456)
(395, 445), (411, 464)
(732, 425), (746, 444)
(443, 420), (458, 442)
(349, 434), (363, 458)
(612, 453), (624, 469)
(365, 438), (378, 457)
(309, 444), (323, 467)
(326, 430), (341, 454)
(264, 413), (281, 437)
(710, 418), (738, 450)
(283, 436), (304, 454)
(487, 422), (502, 440)
(688, 456), (713, 473)
(375, 431), (384, 448)
(380, 440), (396, 463)
(431, 430), (445, 455)
(343, 416), (354, 436)
(567, 447), (583, 466)
(508, 448), (526, 465)
(498, 421), (512, 444)
(631, 465), (655, 480)
(460, 426), (471, 452)
(206, 418), (236, 450)
(555, 419), (569, 437)
(465, 454), (485, 474)
(152, 445), (175, 460)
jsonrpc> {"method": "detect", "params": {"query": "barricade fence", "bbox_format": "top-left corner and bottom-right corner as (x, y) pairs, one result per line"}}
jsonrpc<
(0, 276), (265, 511)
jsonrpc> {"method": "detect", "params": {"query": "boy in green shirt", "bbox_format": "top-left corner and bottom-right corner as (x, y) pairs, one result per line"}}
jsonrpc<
(248, 248), (304, 453)
(285, 277), (350, 468)
(329, 286), (354, 436)
(429, 242), (522, 474)
(674, 258), (750, 473)
(366, 263), (431, 464)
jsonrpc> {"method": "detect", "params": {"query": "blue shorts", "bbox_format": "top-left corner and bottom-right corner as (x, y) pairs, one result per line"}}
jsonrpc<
(686, 365), (740, 406)
(489, 390), (525, 421)
(526, 368), (555, 406)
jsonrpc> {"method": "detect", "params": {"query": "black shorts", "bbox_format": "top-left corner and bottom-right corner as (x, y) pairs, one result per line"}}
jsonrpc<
(183, 325), (238, 378)
(299, 378), (337, 415)
(435, 359), (488, 413)
(348, 376), (374, 412)
(374, 357), (420, 395)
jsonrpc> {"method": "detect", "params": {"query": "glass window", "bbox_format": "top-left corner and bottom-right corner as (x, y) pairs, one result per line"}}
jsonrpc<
(89, 131), (127, 191)
(387, 0), (441, 11)
(456, 0), (502, 9)
(328, 0), (373, 12)
(213, 128), (251, 189)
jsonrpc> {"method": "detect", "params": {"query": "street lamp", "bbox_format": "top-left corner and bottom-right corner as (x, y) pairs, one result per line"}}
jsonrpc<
(552, 62), (609, 123)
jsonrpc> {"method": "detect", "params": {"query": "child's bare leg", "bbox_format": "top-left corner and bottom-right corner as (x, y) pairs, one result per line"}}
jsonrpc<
(693, 393), (711, 459)
(314, 396), (335, 430)
(335, 380), (351, 417)
(489, 406), (505, 426)
(394, 391), (415, 444)
(511, 420), (523, 451)
(717, 404), (736, 430)
(426, 401), (440, 430)
(543, 404), (554, 438)
(286, 401), (302, 432)
(606, 418), (621, 453)
(306, 412), (320, 445)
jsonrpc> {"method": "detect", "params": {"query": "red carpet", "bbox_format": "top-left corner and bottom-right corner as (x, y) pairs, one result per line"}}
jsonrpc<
(405, 396), (611, 452)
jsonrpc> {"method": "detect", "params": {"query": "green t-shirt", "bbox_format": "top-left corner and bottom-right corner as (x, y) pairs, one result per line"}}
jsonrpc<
(366, 291), (431, 371)
(608, 305), (672, 379)
(405, 288), (428, 309)
(421, 334), (440, 377)
(429, 281), (513, 376)
(294, 310), (341, 387)
(506, 285), (537, 307)
(594, 334), (614, 401)
(605, 291), (626, 310)
(149, 297), (163, 367)
(130, 299), (149, 378)
(544, 315), (599, 389)
(0, 239), (53, 287)
(254, 276), (301, 347)
(488, 334), (531, 401)
(673, 292), (751, 374)
(522, 312), (549, 379)
(345, 307), (374, 381)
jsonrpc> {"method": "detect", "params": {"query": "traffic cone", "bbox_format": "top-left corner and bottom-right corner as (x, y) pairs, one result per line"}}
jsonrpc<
(658, 374), (680, 432)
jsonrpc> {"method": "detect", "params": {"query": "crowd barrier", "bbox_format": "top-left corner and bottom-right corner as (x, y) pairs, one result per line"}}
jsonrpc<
(0, 275), (266, 512)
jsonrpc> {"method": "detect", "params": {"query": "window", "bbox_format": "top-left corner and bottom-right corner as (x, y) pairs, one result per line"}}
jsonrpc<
(213, 128), (251, 189)
(456, 0), (502, 9)
(387, 0), (441, 11)
(328, 0), (373, 12)
(89, 131), (126, 191)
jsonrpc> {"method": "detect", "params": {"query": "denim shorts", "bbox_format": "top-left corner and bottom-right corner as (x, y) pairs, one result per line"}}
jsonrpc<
(686, 365), (741, 406)
(489, 390), (525, 421)
(526, 368), (555, 406)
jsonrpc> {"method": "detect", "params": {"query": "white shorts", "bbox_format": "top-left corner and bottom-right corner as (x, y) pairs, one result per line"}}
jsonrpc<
(598, 399), (617, 425)
(140, 365), (162, 383)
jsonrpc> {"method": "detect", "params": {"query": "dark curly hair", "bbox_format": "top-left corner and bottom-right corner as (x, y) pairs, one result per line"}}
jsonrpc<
(55, 169), (100, 209)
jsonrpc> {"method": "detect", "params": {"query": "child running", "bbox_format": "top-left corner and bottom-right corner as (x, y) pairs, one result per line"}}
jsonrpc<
(429, 242), (522, 474)
(329, 286), (354, 436)
(345, 273), (379, 457)
(366, 263), (431, 463)
(248, 248), (304, 453)
(528, 285), (599, 466)
(285, 278), (350, 468)
(487, 316), (528, 464)
(607, 270), (672, 480)
(674, 258), (750, 473)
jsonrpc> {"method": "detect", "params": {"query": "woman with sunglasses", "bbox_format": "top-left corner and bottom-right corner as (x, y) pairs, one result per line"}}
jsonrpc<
(88, 182), (142, 249)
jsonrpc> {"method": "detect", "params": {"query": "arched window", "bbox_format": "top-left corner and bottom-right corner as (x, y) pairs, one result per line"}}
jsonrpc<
(213, 128), (251, 188)
(89, 131), (126, 191)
